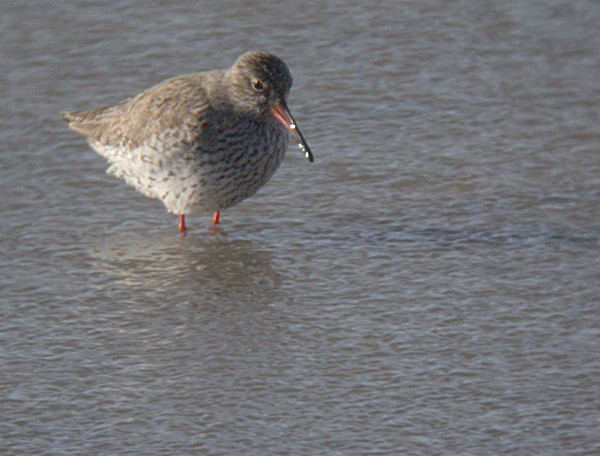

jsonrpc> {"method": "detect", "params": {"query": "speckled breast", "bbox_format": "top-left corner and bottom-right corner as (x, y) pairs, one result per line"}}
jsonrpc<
(186, 118), (289, 214)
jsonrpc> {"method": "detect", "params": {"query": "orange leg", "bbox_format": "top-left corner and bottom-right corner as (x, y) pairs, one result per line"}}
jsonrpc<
(212, 211), (220, 225)
(179, 214), (187, 232)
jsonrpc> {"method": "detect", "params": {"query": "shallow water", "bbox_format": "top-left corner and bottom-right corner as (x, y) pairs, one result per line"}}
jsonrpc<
(1, 0), (599, 454)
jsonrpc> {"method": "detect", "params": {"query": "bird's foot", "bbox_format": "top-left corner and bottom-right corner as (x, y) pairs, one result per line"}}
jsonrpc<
(179, 214), (187, 236)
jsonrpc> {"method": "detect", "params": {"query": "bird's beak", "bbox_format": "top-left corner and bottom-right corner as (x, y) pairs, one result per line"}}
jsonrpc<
(271, 102), (314, 162)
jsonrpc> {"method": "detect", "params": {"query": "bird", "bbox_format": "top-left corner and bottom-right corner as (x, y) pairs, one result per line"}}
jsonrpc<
(62, 51), (314, 233)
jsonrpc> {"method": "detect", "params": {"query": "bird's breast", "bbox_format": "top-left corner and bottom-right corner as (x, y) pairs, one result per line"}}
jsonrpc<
(184, 117), (288, 211)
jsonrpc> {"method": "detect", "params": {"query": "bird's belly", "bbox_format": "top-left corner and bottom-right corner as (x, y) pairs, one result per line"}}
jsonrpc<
(92, 131), (288, 214)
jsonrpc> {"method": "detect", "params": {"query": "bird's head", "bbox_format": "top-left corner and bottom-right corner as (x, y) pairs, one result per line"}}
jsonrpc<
(226, 51), (314, 162)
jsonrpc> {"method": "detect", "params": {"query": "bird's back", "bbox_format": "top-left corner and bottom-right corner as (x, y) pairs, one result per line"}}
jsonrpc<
(62, 71), (217, 148)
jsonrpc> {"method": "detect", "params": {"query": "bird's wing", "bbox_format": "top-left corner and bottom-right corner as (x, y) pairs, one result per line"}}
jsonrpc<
(61, 72), (215, 149)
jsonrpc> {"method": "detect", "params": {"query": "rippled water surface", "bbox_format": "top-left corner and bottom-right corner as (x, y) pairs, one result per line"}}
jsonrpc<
(2, 1), (599, 454)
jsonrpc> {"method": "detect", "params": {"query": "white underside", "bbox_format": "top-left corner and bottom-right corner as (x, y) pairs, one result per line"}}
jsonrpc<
(90, 132), (287, 215)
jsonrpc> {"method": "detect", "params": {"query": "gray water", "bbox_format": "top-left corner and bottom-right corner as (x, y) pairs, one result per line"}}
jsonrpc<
(1, 1), (599, 454)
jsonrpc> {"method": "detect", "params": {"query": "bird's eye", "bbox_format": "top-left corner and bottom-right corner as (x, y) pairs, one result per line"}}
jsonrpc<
(252, 79), (265, 92)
